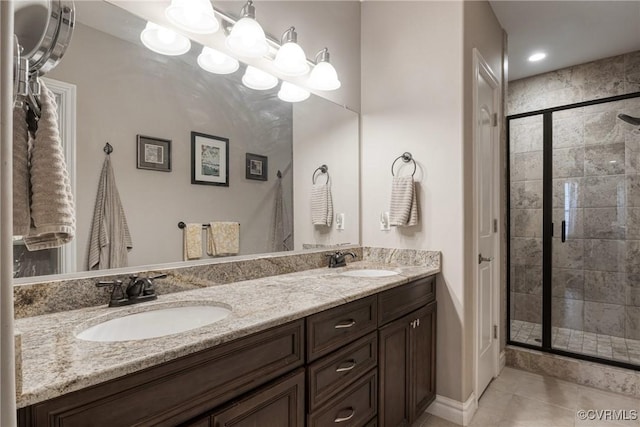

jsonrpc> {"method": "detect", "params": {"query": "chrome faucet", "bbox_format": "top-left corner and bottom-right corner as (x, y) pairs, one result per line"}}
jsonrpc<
(326, 251), (357, 268)
(96, 274), (167, 307)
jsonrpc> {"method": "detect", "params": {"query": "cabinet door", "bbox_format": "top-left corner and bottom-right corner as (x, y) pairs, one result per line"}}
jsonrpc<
(211, 368), (305, 427)
(378, 314), (411, 427)
(409, 302), (437, 423)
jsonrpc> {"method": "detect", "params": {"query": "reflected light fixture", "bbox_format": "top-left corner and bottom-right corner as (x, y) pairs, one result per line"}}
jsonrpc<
(242, 66), (278, 90)
(165, 0), (219, 34)
(197, 46), (239, 74)
(225, 0), (268, 58)
(273, 27), (309, 76)
(308, 48), (341, 91)
(528, 52), (546, 62)
(140, 22), (191, 56)
(278, 81), (310, 102)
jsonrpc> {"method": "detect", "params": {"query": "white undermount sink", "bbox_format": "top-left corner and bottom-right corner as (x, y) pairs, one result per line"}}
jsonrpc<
(75, 305), (231, 342)
(340, 269), (399, 278)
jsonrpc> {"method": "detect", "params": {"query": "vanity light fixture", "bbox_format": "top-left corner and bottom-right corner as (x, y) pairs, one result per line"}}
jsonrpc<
(277, 81), (310, 102)
(528, 52), (546, 62)
(197, 46), (239, 74)
(165, 0), (219, 34)
(242, 65), (278, 90)
(273, 27), (310, 76)
(225, 0), (269, 58)
(140, 22), (191, 56)
(308, 48), (341, 91)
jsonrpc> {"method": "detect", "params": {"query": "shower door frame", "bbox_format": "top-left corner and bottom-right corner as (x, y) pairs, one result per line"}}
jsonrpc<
(506, 90), (640, 371)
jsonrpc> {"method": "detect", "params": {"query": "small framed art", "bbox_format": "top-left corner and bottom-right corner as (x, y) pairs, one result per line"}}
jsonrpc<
(137, 135), (171, 172)
(245, 153), (268, 181)
(191, 132), (229, 186)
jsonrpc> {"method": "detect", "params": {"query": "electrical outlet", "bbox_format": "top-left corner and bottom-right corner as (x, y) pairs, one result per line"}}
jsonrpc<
(336, 213), (345, 230)
(380, 212), (390, 231)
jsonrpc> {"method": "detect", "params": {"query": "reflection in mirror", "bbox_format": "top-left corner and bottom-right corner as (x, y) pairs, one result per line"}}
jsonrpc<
(13, 1), (359, 279)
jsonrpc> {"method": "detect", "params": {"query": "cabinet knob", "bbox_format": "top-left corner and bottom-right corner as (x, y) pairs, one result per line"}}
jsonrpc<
(335, 360), (357, 372)
(334, 407), (355, 423)
(334, 319), (356, 329)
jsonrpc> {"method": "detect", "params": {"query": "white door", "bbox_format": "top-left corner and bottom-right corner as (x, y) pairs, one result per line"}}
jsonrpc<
(474, 49), (499, 398)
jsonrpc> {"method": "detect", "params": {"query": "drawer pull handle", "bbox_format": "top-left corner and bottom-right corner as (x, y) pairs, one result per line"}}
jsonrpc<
(334, 320), (356, 329)
(334, 408), (355, 423)
(336, 360), (357, 372)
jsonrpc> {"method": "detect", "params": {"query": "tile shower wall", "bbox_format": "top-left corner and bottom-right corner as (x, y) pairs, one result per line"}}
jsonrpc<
(509, 51), (640, 343)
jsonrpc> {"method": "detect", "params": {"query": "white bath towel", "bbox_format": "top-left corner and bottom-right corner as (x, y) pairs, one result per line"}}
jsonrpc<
(88, 156), (133, 269)
(389, 176), (418, 227)
(311, 183), (333, 226)
(271, 177), (292, 251)
(207, 222), (240, 256)
(183, 224), (203, 260)
(24, 82), (76, 250)
(13, 106), (31, 236)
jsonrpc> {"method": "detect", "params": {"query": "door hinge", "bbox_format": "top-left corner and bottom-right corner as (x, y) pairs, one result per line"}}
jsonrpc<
(493, 218), (498, 233)
(491, 113), (498, 127)
(493, 325), (498, 339)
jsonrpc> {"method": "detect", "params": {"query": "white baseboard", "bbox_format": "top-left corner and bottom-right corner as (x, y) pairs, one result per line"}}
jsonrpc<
(499, 350), (506, 371)
(427, 392), (478, 426)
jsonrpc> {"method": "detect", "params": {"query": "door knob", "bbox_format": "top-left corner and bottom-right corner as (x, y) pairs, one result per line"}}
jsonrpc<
(478, 254), (493, 264)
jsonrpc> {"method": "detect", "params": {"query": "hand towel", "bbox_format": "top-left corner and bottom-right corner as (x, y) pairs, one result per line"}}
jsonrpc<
(88, 156), (133, 270)
(207, 222), (240, 256)
(311, 183), (333, 226)
(13, 106), (31, 236)
(271, 176), (292, 251)
(24, 81), (76, 250)
(389, 176), (418, 227)
(183, 224), (203, 260)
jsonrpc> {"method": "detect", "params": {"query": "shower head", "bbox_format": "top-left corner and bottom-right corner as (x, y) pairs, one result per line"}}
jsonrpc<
(618, 114), (640, 127)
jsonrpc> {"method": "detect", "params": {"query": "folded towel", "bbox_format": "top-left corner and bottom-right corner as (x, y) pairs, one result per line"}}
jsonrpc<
(389, 176), (418, 227)
(88, 156), (133, 270)
(311, 183), (333, 226)
(13, 106), (31, 236)
(24, 81), (76, 250)
(184, 224), (203, 260)
(271, 176), (292, 251)
(207, 222), (239, 256)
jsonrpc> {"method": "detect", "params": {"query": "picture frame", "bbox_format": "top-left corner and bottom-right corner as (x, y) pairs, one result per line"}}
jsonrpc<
(245, 153), (268, 181)
(191, 131), (229, 186)
(136, 135), (171, 172)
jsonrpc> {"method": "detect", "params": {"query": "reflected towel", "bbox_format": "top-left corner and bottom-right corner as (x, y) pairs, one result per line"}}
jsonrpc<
(24, 81), (76, 250)
(88, 156), (133, 269)
(389, 176), (418, 227)
(13, 106), (31, 236)
(311, 183), (333, 226)
(271, 177), (292, 251)
(207, 222), (239, 256)
(184, 224), (203, 260)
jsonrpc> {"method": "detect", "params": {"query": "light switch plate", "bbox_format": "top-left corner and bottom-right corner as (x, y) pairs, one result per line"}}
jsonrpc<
(336, 213), (345, 230)
(380, 212), (390, 231)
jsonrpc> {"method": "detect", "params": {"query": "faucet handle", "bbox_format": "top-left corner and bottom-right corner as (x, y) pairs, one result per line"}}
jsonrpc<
(96, 279), (125, 303)
(149, 273), (167, 280)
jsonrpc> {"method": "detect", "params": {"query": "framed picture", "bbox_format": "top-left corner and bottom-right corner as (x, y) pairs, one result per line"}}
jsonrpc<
(246, 153), (268, 181)
(137, 135), (171, 172)
(191, 131), (229, 186)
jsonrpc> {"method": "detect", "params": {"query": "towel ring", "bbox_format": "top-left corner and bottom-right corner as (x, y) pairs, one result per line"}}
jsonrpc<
(312, 164), (330, 184)
(391, 152), (416, 177)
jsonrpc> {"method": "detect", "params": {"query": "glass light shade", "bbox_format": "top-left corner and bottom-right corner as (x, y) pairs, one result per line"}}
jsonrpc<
(308, 61), (341, 91)
(242, 66), (278, 90)
(273, 42), (310, 76)
(140, 22), (191, 56)
(277, 81), (310, 103)
(225, 17), (268, 58)
(197, 47), (239, 74)
(165, 0), (219, 34)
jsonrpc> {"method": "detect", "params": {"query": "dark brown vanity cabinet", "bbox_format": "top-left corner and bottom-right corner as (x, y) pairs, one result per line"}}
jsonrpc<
(378, 277), (437, 427)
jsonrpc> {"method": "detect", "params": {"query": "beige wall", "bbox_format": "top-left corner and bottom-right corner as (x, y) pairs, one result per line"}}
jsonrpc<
(293, 96), (360, 249)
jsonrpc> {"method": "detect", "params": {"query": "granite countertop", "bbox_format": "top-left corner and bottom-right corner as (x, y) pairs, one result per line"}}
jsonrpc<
(14, 260), (439, 408)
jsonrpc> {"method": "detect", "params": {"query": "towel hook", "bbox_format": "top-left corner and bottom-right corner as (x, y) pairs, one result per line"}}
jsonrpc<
(312, 164), (329, 184)
(103, 142), (113, 155)
(391, 152), (416, 177)
(277, 170), (282, 178)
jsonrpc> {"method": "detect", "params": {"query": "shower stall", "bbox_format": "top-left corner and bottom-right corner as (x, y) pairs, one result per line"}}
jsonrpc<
(507, 91), (640, 369)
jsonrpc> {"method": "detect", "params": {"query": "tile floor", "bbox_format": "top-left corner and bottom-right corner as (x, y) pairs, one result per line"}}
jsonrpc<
(416, 367), (640, 427)
(511, 320), (640, 364)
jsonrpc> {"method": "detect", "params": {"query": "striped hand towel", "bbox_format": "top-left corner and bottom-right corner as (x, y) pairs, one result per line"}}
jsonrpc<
(389, 176), (418, 227)
(311, 183), (333, 226)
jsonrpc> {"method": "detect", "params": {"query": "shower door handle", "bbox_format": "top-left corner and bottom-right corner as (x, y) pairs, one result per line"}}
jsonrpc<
(478, 254), (492, 264)
(561, 220), (566, 243)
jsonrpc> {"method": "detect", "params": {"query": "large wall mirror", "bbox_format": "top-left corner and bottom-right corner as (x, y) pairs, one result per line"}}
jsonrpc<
(13, 0), (360, 280)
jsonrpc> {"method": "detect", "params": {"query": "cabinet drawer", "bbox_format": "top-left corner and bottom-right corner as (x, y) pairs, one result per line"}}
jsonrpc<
(307, 332), (377, 411)
(307, 296), (377, 362)
(308, 369), (377, 427)
(378, 276), (435, 326)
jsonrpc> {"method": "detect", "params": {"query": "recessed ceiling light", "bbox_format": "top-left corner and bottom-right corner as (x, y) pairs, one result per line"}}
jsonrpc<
(528, 52), (546, 62)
